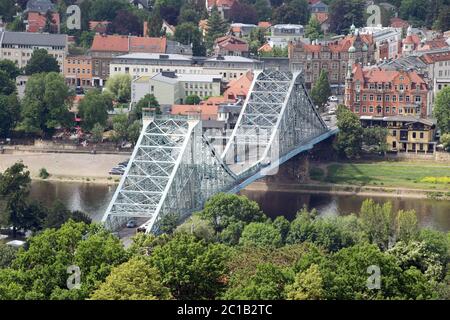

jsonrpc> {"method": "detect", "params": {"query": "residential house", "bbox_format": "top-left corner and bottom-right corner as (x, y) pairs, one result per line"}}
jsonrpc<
(131, 71), (221, 106)
(223, 70), (253, 101)
(110, 53), (262, 82)
(344, 63), (429, 118)
(289, 29), (375, 93)
(89, 34), (167, 86)
(267, 24), (305, 48)
(0, 31), (67, 70)
(205, 0), (236, 20)
(309, 1), (328, 13)
(230, 23), (257, 38)
(89, 21), (110, 33)
(214, 35), (249, 57)
(26, 11), (60, 33)
(64, 55), (92, 87)
(360, 116), (437, 154)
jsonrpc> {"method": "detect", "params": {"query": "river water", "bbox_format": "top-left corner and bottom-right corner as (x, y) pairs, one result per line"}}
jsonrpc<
(29, 181), (450, 232)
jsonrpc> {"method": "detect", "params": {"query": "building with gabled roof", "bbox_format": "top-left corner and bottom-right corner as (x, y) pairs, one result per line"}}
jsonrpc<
(214, 35), (249, 57)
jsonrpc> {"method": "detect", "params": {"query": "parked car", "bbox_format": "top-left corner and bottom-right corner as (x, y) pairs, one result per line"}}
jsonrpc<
(109, 168), (123, 175)
(328, 96), (338, 102)
(126, 220), (137, 228)
(75, 87), (84, 95)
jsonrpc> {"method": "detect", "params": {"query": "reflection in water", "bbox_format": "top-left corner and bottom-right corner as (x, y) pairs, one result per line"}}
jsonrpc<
(29, 181), (450, 232)
(239, 190), (450, 232)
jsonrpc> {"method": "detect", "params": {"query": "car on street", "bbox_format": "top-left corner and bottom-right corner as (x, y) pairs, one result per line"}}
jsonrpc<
(328, 96), (338, 102)
(109, 168), (124, 175)
(126, 220), (137, 228)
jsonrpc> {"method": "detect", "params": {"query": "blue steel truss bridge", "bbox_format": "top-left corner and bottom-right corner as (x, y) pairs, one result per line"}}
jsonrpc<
(102, 69), (338, 232)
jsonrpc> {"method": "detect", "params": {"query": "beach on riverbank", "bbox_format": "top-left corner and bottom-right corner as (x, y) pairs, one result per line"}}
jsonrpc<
(0, 152), (129, 184)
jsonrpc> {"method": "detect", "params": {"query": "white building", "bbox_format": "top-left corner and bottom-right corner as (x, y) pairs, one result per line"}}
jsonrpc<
(132, 71), (222, 105)
(266, 24), (305, 48)
(359, 25), (402, 60)
(0, 31), (68, 71)
(110, 53), (262, 82)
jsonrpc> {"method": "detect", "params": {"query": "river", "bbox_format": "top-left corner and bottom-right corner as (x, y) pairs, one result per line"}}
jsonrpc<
(29, 180), (450, 232)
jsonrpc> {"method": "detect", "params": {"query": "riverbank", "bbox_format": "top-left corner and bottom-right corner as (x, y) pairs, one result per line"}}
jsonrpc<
(0, 152), (128, 184)
(246, 181), (450, 200)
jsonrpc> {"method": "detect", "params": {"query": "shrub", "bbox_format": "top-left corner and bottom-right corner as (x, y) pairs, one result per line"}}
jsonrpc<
(39, 168), (50, 179)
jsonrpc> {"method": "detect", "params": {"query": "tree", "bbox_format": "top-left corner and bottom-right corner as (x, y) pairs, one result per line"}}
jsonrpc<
(108, 10), (142, 36)
(205, 6), (229, 51)
(43, 200), (91, 229)
(149, 233), (231, 299)
(286, 264), (324, 300)
(79, 31), (95, 49)
(440, 133), (450, 151)
(24, 49), (60, 75)
(199, 193), (265, 233)
(20, 72), (72, 135)
(133, 94), (161, 120)
(147, 7), (164, 37)
(224, 263), (292, 300)
(433, 86), (450, 134)
(127, 120), (142, 145)
(272, 0), (310, 25)
(90, 257), (172, 300)
(112, 113), (129, 143)
(173, 22), (205, 56)
(399, 0), (428, 27)
(105, 74), (131, 103)
(359, 199), (395, 250)
(396, 210), (418, 243)
(6, 221), (127, 299)
(5, 16), (25, 32)
(158, 212), (180, 234)
(184, 94), (201, 105)
(239, 222), (282, 247)
(0, 59), (21, 79)
(255, 0), (271, 21)
(328, 0), (365, 35)
(175, 214), (216, 242)
(178, 5), (200, 24)
(310, 70), (331, 112)
(229, 2), (258, 25)
(43, 10), (56, 33)
(305, 15), (322, 41)
(0, 94), (20, 137)
(363, 126), (388, 154)
(334, 104), (363, 158)
(433, 5), (450, 31)
(89, 0), (128, 21)
(0, 0), (17, 22)
(0, 244), (17, 269)
(91, 123), (104, 143)
(0, 70), (15, 95)
(78, 89), (113, 131)
(0, 162), (31, 237)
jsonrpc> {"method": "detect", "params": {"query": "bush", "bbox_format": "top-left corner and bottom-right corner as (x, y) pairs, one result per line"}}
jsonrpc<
(309, 167), (324, 181)
(39, 168), (50, 179)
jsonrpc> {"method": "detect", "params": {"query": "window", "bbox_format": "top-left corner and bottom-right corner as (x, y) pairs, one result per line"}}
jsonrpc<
(405, 95), (410, 102)
(399, 84), (404, 91)
(377, 95), (382, 101)
(377, 106), (382, 113)
(399, 95), (403, 102)
(386, 107), (390, 113)
(369, 95), (374, 101)
(392, 107), (396, 113)
(392, 95), (397, 102)
(355, 106), (360, 112)
(392, 130), (397, 136)
(412, 132), (416, 138)
(369, 106), (374, 113)
(415, 96), (421, 102)
(385, 95), (390, 101)
(420, 132), (424, 139)
(362, 94), (367, 101)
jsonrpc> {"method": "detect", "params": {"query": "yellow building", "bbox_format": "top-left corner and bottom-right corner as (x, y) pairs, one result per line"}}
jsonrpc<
(360, 116), (437, 154)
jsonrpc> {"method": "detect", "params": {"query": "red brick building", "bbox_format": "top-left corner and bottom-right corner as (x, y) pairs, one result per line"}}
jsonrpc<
(344, 63), (428, 117)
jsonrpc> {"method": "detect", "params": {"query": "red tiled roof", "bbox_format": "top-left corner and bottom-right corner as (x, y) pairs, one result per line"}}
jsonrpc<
(215, 35), (249, 52)
(361, 67), (426, 84)
(258, 43), (272, 52)
(171, 104), (219, 121)
(27, 12), (60, 33)
(89, 20), (110, 32)
(91, 34), (166, 53)
(207, 0), (236, 8)
(313, 12), (329, 24)
(91, 34), (129, 52)
(130, 36), (166, 53)
(420, 51), (450, 64)
(390, 17), (409, 29)
(224, 71), (253, 100)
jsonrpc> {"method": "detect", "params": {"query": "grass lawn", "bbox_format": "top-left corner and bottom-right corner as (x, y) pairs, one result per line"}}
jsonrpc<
(322, 162), (450, 190)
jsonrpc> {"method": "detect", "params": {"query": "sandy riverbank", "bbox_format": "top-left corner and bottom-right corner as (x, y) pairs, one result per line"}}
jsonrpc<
(0, 152), (129, 184)
(245, 181), (450, 200)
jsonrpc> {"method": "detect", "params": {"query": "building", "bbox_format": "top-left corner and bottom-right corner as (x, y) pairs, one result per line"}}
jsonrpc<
(223, 71), (253, 100)
(89, 21), (110, 33)
(289, 29), (375, 93)
(205, 0), (236, 20)
(309, 1), (328, 13)
(267, 24), (305, 48)
(64, 55), (93, 87)
(360, 116), (436, 154)
(25, 0), (56, 13)
(344, 63), (429, 118)
(230, 23), (257, 37)
(89, 34), (167, 86)
(26, 11), (60, 33)
(131, 71), (222, 106)
(0, 31), (67, 70)
(359, 25), (402, 60)
(402, 26), (422, 56)
(110, 53), (262, 82)
(214, 35), (249, 57)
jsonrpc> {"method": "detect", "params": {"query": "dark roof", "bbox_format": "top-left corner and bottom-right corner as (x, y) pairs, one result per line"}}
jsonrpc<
(26, 0), (56, 13)
(0, 31), (67, 47)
